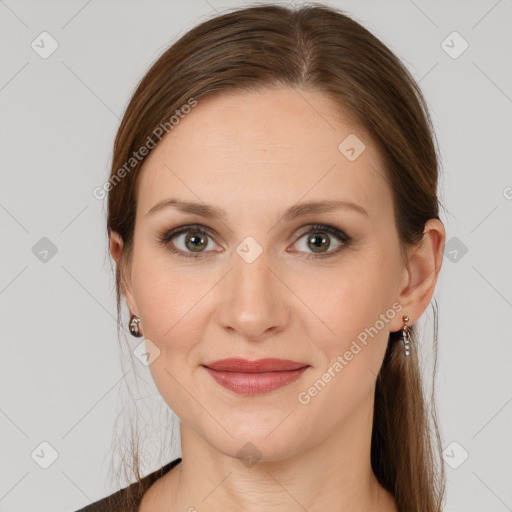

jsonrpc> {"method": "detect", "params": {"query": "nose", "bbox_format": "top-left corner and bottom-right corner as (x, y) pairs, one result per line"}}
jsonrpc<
(217, 247), (289, 341)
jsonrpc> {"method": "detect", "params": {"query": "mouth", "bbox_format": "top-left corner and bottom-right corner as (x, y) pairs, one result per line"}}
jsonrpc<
(202, 358), (310, 395)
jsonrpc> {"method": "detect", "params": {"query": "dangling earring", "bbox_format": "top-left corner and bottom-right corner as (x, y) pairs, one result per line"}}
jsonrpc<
(401, 315), (411, 356)
(129, 314), (142, 338)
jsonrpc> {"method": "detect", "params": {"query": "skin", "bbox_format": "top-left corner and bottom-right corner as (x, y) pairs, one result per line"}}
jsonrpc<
(110, 86), (445, 511)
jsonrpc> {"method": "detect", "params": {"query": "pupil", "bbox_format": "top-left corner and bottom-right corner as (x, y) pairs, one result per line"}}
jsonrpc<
(309, 233), (329, 252)
(186, 232), (207, 251)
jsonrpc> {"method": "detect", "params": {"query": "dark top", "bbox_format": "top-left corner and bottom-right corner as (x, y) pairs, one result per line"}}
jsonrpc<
(74, 457), (182, 512)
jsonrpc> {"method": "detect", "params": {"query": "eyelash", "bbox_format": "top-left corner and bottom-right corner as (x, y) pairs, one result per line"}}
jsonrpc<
(157, 223), (352, 260)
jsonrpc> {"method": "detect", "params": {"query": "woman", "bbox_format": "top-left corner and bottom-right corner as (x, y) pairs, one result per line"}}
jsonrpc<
(78, 3), (446, 511)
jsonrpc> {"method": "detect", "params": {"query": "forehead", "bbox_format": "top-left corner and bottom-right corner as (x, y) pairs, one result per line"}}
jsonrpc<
(136, 86), (392, 220)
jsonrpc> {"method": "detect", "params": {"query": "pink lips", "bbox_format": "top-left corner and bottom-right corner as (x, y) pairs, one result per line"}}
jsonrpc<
(202, 358), (310, 395)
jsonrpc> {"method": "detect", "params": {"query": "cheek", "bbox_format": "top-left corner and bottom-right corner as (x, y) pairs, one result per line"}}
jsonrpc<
(131, 258), (207, 416)
(131, 238), (200, 333)
(129, 251), (226, 412)
(302, 250), (399, 367)
(292, 264), (397, 425)
(134, 270), (204, 349)
(315, 259), (390, 322)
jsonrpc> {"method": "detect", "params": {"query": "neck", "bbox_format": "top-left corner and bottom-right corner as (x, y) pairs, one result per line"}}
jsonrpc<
(142, 393), (398, 512)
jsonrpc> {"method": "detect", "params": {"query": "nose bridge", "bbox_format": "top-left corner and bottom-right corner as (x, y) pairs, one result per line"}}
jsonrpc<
(219, 237), (286, 338)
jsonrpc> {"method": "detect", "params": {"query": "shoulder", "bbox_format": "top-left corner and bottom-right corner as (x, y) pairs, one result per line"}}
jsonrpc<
(73, 457), (182, 512)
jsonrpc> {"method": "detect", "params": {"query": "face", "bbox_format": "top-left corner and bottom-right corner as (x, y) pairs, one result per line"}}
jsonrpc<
(117, 86), (409, 461)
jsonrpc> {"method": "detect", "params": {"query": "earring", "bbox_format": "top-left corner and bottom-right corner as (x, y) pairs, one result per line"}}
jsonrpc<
(401, 315), (411, 356)
(129, 314), (142, 338)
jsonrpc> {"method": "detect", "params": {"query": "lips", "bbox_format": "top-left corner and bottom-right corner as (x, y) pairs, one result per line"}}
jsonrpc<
(203, 358), (308, 372)
(202, 358), (310, 395)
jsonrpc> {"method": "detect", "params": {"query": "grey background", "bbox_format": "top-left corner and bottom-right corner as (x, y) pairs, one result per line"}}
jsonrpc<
(1, 0), (511, 511)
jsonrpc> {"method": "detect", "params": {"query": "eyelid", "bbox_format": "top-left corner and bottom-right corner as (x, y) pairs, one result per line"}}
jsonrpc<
(294, 223), (350, 243)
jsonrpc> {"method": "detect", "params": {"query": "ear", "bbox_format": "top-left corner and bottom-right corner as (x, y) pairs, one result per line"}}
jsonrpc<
(109, 231), (139, 317)
(391, 218), (445, 331)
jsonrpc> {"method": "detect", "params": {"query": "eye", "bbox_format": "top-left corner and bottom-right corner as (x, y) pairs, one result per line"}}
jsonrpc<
(157, 223), (351, 259)
(158, 224), (218, 258)
(291, 224), (351, 259)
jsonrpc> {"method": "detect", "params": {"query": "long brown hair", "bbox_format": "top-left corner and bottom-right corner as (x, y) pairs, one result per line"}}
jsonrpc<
(106, 3), (446, 510)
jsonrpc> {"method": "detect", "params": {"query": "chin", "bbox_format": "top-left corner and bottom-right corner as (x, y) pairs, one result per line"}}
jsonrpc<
(202, 422), (304, 464)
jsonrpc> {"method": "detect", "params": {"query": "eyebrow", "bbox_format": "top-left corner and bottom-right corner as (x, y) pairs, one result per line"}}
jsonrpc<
(146, 198), (368, 220)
